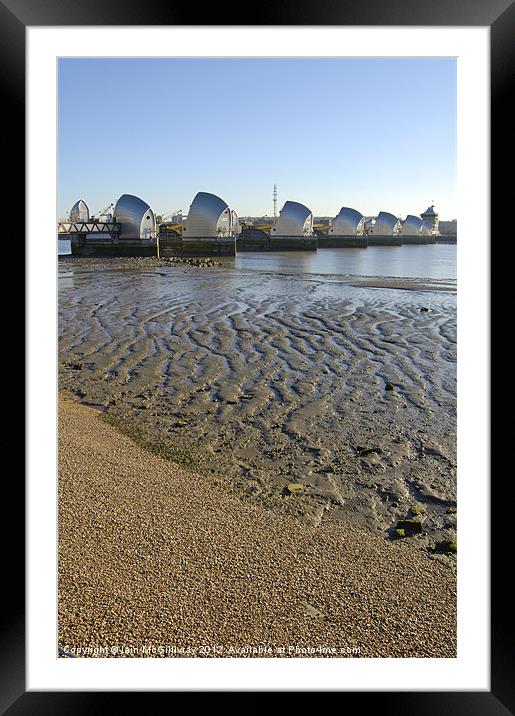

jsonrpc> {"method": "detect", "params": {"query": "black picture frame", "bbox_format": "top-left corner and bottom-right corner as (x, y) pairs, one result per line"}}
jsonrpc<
(7, 0), (506, 710)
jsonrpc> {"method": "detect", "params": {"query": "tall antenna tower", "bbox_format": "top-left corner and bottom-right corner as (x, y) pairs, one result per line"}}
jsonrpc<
(273, 184), (277, 218)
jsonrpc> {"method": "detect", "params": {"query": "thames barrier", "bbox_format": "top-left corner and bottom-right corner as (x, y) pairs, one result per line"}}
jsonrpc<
(58, 191), (456, 258)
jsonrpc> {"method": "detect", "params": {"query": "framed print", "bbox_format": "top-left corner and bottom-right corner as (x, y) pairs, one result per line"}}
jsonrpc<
(6, 0), (508, 709)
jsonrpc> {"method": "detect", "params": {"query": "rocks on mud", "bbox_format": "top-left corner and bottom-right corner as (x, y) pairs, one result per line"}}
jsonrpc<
(432, 538), (457, 554)
(395, 518), (424, 536)
(409, 503), (426, 516)
(444, 513), (457, 528)
(161, 257), (221, 268)
(355, 445), (382, 457)
(283, 483), (304, 496)
(66, 256), (223, 269)
(138, 256), (223, 268)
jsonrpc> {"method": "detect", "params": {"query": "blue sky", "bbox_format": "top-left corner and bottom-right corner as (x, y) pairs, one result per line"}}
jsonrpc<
(58, 57), (456, 219)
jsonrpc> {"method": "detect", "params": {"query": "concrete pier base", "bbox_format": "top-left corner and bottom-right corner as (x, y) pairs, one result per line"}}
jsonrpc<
(317, 236), (367, 248)
(367, 235), (402, 246)
(401, 235), (436, 245)
(237, 236), (317, 252)
(160, 236), (236, 257)
(270, 236), (317, 251)
(435, 235), (457, 244)
(236, 239), (271, 252)
(69, 236), (157, 257)
(158, 237), (183, 258)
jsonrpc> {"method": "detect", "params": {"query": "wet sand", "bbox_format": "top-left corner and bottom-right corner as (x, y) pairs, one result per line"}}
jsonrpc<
(59, 392), (456, 658)
(58, 258), (457, 552)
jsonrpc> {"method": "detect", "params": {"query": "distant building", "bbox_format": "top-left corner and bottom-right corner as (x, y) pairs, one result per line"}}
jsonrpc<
(158, 223), (182, 240)
(270, 201), (314, 237)
(439, 220), (457, 235)
(114, 194), (156, 240)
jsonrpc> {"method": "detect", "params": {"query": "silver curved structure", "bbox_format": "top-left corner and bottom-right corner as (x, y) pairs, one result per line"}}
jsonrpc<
(183, 192), (235, 238)
(329, 207), (365, 235)
(70, 199), (89, 222)
(363, 217), (376, 234)
(114, 194), (155, 240)
(370, 211), (401, 235)
(401, 215), (424, 235)
(271, 200), (313, 236)
(420, 221), (433, 235)
(231, 209), (242, 235)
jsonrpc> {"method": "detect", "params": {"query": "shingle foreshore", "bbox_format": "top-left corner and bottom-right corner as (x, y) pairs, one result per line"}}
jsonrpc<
(58, 393), (456, 658)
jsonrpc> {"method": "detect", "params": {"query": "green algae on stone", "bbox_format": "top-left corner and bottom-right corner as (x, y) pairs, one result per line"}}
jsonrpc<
(410, 504), (426, 516)
(285, 483), (304, 495)
(433, 538), (457, 554)
(395, 519), (424, 535)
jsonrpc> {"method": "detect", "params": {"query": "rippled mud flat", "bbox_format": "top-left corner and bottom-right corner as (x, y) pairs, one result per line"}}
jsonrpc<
(58, 258), (457, 554)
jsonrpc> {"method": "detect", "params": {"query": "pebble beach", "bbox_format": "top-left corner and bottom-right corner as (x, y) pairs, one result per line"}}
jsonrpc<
(59, 393), (456, 658)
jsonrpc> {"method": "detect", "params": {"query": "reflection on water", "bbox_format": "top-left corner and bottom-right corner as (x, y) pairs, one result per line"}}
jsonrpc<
(58, 239), (456, 280)
(58, 271), (74, 290)
(230, 244), (456, 280)
(58, 239), (71, 255)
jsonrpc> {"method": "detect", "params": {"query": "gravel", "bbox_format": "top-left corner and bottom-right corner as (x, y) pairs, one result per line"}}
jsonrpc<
(59, 393), (456, 658)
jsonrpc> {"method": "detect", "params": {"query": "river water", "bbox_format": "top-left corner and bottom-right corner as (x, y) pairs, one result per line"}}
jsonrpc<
(58, 239), (456, 280)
